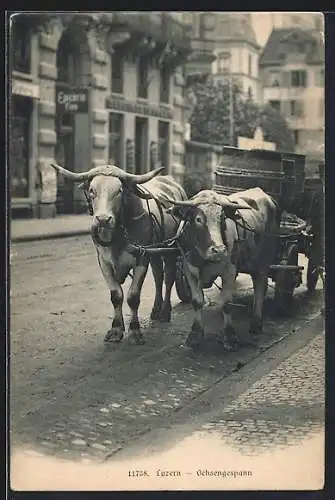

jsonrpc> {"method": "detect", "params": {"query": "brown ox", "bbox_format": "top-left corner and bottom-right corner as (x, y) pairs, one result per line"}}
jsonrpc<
(168, 188), (281, 350)
(51, 163), (187, 345)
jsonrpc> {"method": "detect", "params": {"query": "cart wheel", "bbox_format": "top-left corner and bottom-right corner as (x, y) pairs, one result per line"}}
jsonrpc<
(274, 244), (299, 314)
(175, 257), (192, 304)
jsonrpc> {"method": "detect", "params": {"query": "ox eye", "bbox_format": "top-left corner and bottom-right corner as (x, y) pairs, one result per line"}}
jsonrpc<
(89, 188), (96, 199)
(195, 215), (203, 225)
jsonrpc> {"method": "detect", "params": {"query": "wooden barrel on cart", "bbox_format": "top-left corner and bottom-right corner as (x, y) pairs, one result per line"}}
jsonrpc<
(214, 147), (306, 212)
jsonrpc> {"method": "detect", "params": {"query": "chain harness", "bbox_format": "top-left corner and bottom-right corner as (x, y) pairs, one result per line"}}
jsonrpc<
(84, 182), (187, 258)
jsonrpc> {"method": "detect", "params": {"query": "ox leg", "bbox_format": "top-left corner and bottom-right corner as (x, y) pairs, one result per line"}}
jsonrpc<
(98, 257), (125, 343)
(150, 256), (164, 320)
(159, 254), (177, 322)
(218, 265), (239, 351)
(183, 264), (205, 348)
(250, 274), (267, 338)
(127, 256), (150, 345)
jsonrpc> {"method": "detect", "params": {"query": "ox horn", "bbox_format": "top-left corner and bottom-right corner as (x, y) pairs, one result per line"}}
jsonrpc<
(165, 198), (252, 210)
(165, 198), (199, 206)
(50, 163), (165, 184)
(223, 200), (253, 210)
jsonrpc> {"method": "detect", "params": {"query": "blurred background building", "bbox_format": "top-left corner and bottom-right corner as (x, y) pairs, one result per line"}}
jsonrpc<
(259, 15), (324, 173)
(9, 12), (324, 219)
(183, 12), (261, 102)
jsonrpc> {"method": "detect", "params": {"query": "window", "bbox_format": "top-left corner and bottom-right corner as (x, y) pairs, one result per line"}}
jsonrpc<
(269, 100), (281, 112)
(158, 121), (170, 171)
(160, 66), (170, 103)
(10, 96), (31, 198)
(290, 70), (307, 87)
(191, 13), (200, 38)
(269, 71), (281, 87)
(316, 68), (324, 87)
(11, 16), (31, 74)
(137, 56), (149, 99)
(57, 33), (76, 84)
(247, 86), (253, 100)
(217, 52), (231, 74)
(292, 131), (300, 148)
(108, 113), (124, 167)
(248, 54), (252, 76)
(296, 43), (306, 53)
(200, 13), (215, 38)
(289, 100), (304, 117)
(111, 51), (124, 94)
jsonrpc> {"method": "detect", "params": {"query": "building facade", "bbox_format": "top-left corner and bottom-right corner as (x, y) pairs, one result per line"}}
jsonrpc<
(183, 13), (261, 103)
(268, 12), (324, 32)
(182, 12), (216, 78)
(10, 13), (191, 218)
(210, 13), (261, 102)
(259, 27), (324, 169)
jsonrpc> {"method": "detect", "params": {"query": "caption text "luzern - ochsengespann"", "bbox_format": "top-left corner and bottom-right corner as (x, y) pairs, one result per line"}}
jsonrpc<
(128, 469), (253, 478)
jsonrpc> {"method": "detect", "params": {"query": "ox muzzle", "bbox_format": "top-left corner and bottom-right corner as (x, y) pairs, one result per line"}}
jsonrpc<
(91, 213), (117, 247)
(204, 244), (228, 263)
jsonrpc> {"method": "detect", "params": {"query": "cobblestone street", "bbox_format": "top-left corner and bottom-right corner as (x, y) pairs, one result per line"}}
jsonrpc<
(204, 333), (325, 455)
(10, 234), (324, 491)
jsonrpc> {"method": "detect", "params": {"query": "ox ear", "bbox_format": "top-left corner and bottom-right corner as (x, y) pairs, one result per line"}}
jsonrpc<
(167, 204), (194, 220)
(224, 205), (241, 220)
(131, 184), (154, 200)
(223, 200), (252, 220)
(77, 180), (90, 192)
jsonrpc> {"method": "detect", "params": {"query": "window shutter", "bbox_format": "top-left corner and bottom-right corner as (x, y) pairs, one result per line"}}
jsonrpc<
(281, 100), (289, 116)
(282, 71), (290, 88)
(298, 100), (304, 117)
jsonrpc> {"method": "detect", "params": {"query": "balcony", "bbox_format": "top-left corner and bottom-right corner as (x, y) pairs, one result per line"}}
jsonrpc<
(110, 12), (191, 52)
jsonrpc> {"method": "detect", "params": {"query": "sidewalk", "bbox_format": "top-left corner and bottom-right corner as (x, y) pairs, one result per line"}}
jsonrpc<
(10, 214), (91, 243)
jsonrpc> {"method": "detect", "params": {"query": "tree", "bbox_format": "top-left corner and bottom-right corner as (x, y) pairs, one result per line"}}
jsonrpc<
(259, 104), (295, 152)
(189, 79), (294, 151)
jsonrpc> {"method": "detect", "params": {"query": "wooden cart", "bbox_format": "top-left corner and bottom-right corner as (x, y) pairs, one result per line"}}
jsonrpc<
(174, 148), (324, 310)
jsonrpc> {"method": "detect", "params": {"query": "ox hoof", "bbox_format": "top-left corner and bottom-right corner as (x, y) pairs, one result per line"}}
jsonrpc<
(150, 303), (163, 321)
(185, 333), (203, 350)
(104, 328), (124, 343)
(127, 331), (146, 345)
(249, 318), (263, 338)
(223, 340), (239, 352)
(216, 335), (239, 351)
(150, 310), (161, 321)
(158, 306), (172, 323)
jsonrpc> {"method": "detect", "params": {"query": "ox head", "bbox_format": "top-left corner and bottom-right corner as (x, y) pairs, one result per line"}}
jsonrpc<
(168, 190), (251, 263)
(50, 163), (164, 245)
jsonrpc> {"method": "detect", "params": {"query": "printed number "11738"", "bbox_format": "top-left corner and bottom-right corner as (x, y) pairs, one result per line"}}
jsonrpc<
(128, 470), (149, 477)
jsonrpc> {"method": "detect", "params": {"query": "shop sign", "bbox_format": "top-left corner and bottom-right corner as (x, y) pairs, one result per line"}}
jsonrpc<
(56, 88), (89, 113)
(12, 79), (40, 99)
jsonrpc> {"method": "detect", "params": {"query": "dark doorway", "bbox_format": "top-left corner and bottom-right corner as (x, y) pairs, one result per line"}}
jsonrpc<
(10, 95), (32, 199)
(135, 117), (148, 174)
(55, 112), (75, 214)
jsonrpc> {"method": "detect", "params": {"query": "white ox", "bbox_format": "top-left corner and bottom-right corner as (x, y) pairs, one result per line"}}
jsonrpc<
(168, 188), (281, 350)
(51, 163), (187, 345)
